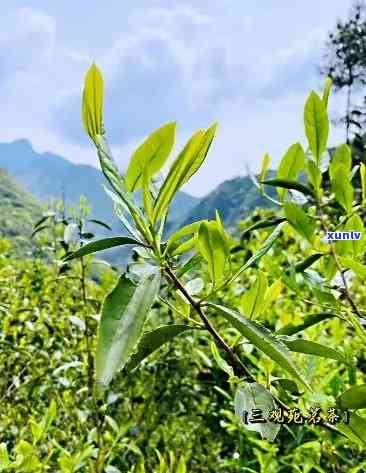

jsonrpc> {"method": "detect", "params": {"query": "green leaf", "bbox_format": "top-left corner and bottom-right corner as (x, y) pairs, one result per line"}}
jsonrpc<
(241, 217), (286, 240)
(337, 413), (366, 447)
(96, 137), (147, 238)
(31, 224), (50, 239)
(361, 163), (366, 202)
(142, 166), (153, 220)
(276, 312), (336, 336)
(304, 90), (329, 165)
(337, 385), (366, 410)
(176, 456), (187, 473)
(235, 382), (281, 441)
(322, 77), (332, 109)
(209, 303), (310, 389)
(261, 278), (282, 312)
(276, 143), (306, 200)
(215, 210), (231, 268)
(262, 179), (314, 198)
(339, 257), (366, 280)
(166, 221), (204, 254)
(227, 223), (285, 287)
(336, 214), (365, 257)
(284, 202), (315, 244)
(329, 144), (352, 180)
(82, 63), (104, 143)
(153, 124), (217, 223)
(0, 443), (10, 471)
(241, 270), (268, 319)
(197, 221), (227, 284)
(306, 159), (322, 195)
(171, 236), (197, 257)
(175, 254), (202, 278)
(210, 342), (234, 377)
(260, 153), (271, 191)
(271, 378), (300, 395)
(125, 325), (194, 372)
(88, 219), (112, 231)
(330, 165), (354, 213)
(64, 236), (143, 261)
(103, 186), (142, 241)
(125, 122), (176, 192)
(280, 337), (345, 362)
(96, 273), (161, 386)
(34, 215), (51, 230)
(294, 253), (324, 273)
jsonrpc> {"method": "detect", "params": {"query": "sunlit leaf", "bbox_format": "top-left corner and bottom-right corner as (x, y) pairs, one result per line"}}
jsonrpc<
(306, 159), (322, 195)
(260, 153), (271, 191)
(197, 221), (227, 284)
(361, 163), (366, 202)
(262, 179), (314, 198)
(337, 385), (366, 410)
(125, 122), (176, 192)
(329, 144), (352, 180)
(262, 278), (282, 312)
(322, 77), (332, 109)
(330, 165), (354, 214)
(153, 123), (217, 223)
(337, 413), (366, 447)
(209, 303), (310, 389)
(227, 223), (285, 287)
(276, 143), (305, 200)
(276, 312), (336, 336)
(339, 257), (366, 280)
(235, 382), (281, 441)
(304, 90), (329, 165)
(284, 203), (315, 244)
(210, 342), (234, 378)
(336, 214), (365, 257)
(96, 272), (161, 386)
(125, 325), (194, 372)
(241, 270), (268, 319)
(63, 236), (144, 261)
(280, 336), (345, 362)
(82, 63), (104, 142)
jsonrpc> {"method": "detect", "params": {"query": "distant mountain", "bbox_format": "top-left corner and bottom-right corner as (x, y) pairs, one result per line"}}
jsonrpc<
(0, 169), (42, 256)
(0, 140), (278, 263)
(177, 175), (277, 231)
(0, 139), (200, 232)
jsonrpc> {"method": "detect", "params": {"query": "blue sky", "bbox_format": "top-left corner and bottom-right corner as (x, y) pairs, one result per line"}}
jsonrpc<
(0, 1), (355, 196)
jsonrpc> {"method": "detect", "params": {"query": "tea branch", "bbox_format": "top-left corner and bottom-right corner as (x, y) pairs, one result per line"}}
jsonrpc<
(164, 265), (253, 381)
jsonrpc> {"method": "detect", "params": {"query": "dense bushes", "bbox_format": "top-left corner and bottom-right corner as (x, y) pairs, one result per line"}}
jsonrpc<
(1, 68), (366, 472)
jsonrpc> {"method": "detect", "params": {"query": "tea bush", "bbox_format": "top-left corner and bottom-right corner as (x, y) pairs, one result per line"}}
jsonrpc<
(1, 68), (366, 472)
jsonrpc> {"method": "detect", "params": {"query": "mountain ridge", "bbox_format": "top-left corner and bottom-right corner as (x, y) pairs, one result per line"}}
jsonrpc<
(0, 139), (199, 231)
(0, 139), (277, 250)
(0, 168), (43, 256)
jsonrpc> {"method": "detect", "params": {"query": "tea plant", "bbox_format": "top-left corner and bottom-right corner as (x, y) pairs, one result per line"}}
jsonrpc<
(2, 63), (366, 473)
(66, 64), (366, 455)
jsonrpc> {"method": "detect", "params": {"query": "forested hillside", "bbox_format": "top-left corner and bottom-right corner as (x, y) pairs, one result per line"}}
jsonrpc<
(0, 170), (42, 256)
(0, 140), (199, 233)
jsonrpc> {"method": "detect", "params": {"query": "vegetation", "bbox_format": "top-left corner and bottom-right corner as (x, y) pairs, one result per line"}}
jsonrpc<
(321, 1), (366, 143)
(0, 139), (199, 245)
(0, 170), (42, 257)
(1, 40), (366, 473)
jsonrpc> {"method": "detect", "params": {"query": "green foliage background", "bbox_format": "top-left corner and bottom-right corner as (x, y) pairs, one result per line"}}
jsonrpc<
(1, 48), (366, 473)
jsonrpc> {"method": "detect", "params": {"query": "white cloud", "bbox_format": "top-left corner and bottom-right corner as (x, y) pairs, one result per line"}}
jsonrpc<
(0, 1), (356, 197)
(16, 7), (56, 36)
